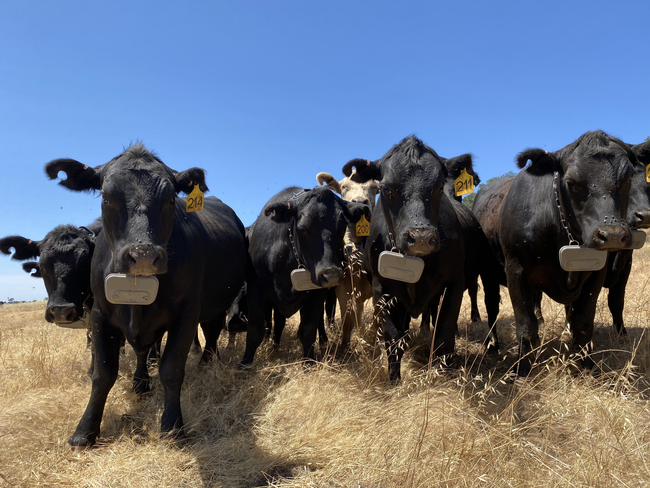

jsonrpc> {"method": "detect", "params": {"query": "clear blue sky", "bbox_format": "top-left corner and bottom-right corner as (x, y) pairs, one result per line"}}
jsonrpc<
(1, 1), (648, 301)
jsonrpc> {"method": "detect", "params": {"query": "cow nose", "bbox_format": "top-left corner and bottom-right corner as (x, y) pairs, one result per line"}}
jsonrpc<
(317, 267), (343, 288)
(352, 198), (370, 205)
(593, 225), (631, 250)
(125, 245), (166, 275)
(46, 305), (77, 323)
(634, 210), (650, 228)
(404, 228), (439, 255)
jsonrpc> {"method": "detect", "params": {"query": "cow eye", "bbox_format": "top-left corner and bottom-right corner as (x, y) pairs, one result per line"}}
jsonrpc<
(567, 180), (581, 194)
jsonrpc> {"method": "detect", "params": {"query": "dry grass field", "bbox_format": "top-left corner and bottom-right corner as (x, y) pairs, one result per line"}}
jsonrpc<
(2, 245), (650, 487)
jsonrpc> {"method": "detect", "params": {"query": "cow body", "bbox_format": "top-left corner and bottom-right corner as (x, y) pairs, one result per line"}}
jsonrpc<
(316, 171), (379, 346)
(500, 131), (635, 376)
(241, 186), (369, 365)
(342, 136), (466, 382)
(45, 145), (247, 447)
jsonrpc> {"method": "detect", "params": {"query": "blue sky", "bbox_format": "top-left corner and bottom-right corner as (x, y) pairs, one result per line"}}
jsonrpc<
(1, 1), (648, 301)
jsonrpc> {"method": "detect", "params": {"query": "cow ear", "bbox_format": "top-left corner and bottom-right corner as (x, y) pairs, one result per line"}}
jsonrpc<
(175, 168), (209, 194)
(344, 201), (371, 223)
(632, 141), (650, 167)
(444, 154), (480, 186)
(264, 202), (295, 222)
(0, 236), (41, 260)
(516, 148), (558, 175)
(22, 261), (41, 278)
(45, 159), (102, 192)
(316, 172), (341, 194)
(342, 158), (381, 182)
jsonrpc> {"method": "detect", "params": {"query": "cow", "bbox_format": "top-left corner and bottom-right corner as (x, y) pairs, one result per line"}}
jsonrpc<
(500, 130), (637, 377)
(341, 136), (466, 383)
(420, 155), (502, 352)
(240, 186), (370, 366)
(45, 144), (247, 447)
(316, 170), (379, 347)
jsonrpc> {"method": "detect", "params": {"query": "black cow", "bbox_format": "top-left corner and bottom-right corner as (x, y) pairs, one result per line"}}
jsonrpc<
(240, 186), (370, 365)
(500, 131), (637, 377)
(342, 136), (466, 383)
(429, 155), (502, 352)
(45, 144), (247, 447)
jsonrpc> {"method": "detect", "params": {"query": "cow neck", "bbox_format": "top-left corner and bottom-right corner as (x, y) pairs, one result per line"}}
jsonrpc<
(553, 171), (580, 246)
(380, 192), (399, 252)
(287, 189), (310, 269)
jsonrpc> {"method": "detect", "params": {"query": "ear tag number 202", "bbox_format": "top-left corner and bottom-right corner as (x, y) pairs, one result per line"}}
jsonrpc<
(186, 183), (204, 213)
(454, 168), (475, 197)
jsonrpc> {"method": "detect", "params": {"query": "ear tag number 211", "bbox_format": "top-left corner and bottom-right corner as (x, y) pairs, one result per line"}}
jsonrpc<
(454, 168), (475, 197)
(186, 184), (204, 213)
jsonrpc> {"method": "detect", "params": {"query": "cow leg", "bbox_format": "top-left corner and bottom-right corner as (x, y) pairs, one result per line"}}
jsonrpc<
(298, 291), (327, 360)
(147, 336), (163, 367)
(191, 330), (202, 354)
(200, 314), (226, 365)
(158, 320), (197, 438)
(534, 291), (544, 326)
(379, 299), (411, 384)
(336, 283), (354, 347)
(607, 256), (631, 336)
(240, 281), (266, 366)
(263, 304), (273, 339)
(468, 280), (481, 322)
(432, 283), (463, 361)
(506, 262), (541, 377)
(317, 311), (328, 345)
(567, 272), (607, 371)
(132, 347), (152, 395)
(69, 314), (122, 447)
(482, 274), (501, 355)
(325, 287), (337, 327)
(272, 309), (286, 347)
(420, 309), (431, 331)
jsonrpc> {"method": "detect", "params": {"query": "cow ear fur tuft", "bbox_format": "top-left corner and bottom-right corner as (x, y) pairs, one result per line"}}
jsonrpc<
(342, 158), (381, 182)
(22, 261), (41, 278)
(264, 202), (295, 223)
(175, 168), (209, 194)
(516, 148), (558, 175)
(0, 236), (41, 260)
(45, 159), (102, 192)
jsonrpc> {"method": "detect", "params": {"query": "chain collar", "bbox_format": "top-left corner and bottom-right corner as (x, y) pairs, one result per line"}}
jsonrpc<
(287, 219), (304, 268)
(553, 171), (579, 245)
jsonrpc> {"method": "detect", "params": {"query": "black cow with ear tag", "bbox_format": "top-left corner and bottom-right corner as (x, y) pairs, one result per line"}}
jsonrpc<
(500, 131), (635, 377)
(45, 144), (247, 448)
(240, 186), (370, 365)
(342, 136), (466, 383)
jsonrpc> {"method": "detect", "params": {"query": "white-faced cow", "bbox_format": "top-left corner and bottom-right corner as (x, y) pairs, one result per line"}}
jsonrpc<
(500, 131), (637, 377)
(45, 144), (247, 447)
(316, 170), (379, 347)
(342, 136), (466, 383)
(240, 186), (370, 365)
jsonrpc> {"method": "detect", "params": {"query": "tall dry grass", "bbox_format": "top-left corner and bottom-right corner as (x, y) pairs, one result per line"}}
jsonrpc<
(1, 245), (650, 487)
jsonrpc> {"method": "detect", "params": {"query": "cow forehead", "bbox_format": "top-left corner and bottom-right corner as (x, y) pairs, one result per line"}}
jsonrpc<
(382, 159), (445, 188)
(563, 151), (633, 184)
(339, 176), (379, 199)
(102, 166), (176, 196)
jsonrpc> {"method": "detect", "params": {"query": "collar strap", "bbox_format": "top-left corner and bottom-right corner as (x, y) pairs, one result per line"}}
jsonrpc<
(553, 171), (579, 245)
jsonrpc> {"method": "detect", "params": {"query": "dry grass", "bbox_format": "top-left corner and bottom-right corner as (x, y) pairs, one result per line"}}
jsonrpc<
(2, 246), (650, 487)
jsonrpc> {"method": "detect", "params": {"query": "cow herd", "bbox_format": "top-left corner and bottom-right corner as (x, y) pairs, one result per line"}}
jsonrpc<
(1, 130), (648, 448)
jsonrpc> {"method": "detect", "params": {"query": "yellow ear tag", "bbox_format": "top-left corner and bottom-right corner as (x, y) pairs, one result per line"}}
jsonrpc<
(646, 164), (650, 183)
(356, 215), (370, 237)
(186, 184), (204, 213)
(454, 168), (475, 197)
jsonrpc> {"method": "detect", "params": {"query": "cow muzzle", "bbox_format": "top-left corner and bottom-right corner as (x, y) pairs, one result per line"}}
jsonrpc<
(592, 225), (631, 250)
(122, 244), (167, 276)
(316, 266), (343, 288)
(403, 228), (439, 256)
(46, 304), (78, 324)
(634, 209), (650, 229)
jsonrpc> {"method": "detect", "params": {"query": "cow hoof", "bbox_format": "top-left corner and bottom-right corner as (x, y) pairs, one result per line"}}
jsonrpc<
(68, 435), (95, 449)
(485, 343), (499, 356)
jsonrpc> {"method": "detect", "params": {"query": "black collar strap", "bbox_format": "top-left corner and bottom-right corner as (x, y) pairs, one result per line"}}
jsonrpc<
(380, 191), (399, 252)
(553, 171), (579, 245)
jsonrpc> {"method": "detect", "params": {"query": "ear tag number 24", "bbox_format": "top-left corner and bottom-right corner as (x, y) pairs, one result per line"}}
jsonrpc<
(454, 168), (475, 197)
(186, 183), (204, 213)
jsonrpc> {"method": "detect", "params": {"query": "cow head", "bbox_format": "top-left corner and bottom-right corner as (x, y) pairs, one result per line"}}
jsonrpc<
(628, 141), (650, 228)
(0, 225), (96, 323)
(441, 153), (480, 202)
(45, 144), (207, 276)
(342, 136), (450, 257)
(517, 130), (634, 250)
(264, 186), (370, 288)
(316, 171), (380, 209)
